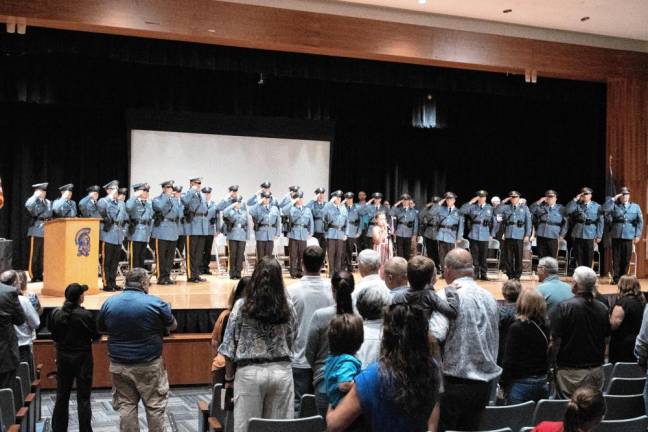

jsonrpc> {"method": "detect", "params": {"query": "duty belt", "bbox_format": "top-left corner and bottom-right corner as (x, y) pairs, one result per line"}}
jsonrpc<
(194, 212), (207, 216)
(329, 225), (343, 230)
(543, 221), (562, 226)
(165, 217), (179, 222)
(37, 217), (51, 221)
(314, 217), (322, 220)
(398, 222), (414, 228)
(258, 223), (269, 227)
(583, 220), (596, 225)
(348, 220), (359, 226)
(293, 223), (306, 227)
(506, 221), (525, 227)
(441, 224), (458, 229)
(480, 220), (491, 226)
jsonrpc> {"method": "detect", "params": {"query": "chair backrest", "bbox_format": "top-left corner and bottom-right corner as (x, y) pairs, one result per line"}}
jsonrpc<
(558, 238), (568, 251)
(603, 394), (646, 420)
(0, 388), (16, 430)
(520, 428), (534, 432)
(532, 399), (569, 424)
(478, 400), (536, 432)
(306, 237), (320, 247)
(457, 238), (470, 249)
(17, 363), (31, 397)
(299, 394), (318, 418)
(10, 377), (22, 414)
(606, 377), (646, 395)
(593, 415), (648, 432)
(488, 238), (500, 249)
(209, 384), (227, 426)
(247, 415), (325, 432)
(602, 363), (613, 390)
(610, 362), (645, 379)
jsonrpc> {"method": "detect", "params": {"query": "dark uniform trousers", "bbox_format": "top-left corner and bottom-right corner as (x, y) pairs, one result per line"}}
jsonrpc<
(423, 237), (440, 270)
(52, 350), (93, 432)
(469, 239), (489, 279)
(186, 236), (206, 280)
(202, 235), (215, 274)
(572, 238), (595, 268)
(503, 239), (524, 279)
(288, 239), (307, 278)
(176, 235), (186, 257)
(612, 238), (633, 281)
(395, 236), (413, 261)
(438, 242), (455, 271)
(327, 239), (345, 274)
(344, 237), (359, 272)
(256, 240), (274, 261)
(101, 241), (121, 289)
(313, 232), (326, 251)
(154, 238), (176, 282)
(228, 240), (246, 278)
(128, 240), (149, 270)
(28, 236), (44, 280)
(536, 236), (559, 259)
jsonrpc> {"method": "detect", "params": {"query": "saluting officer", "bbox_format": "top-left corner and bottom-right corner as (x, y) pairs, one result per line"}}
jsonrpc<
(529, 190), (567, 259)
(358, 192), (386, 250)
(390, 193), (419, 260)
(430, 192), (464, 270)
(25, 182), (52, 282)
(495, 191), (532, 280)
(306, 187), (327, 250)
(343, 192), (362, 272)
(173, 185), (186, 258)
(216, 185), (242, 238)
(249, 191), (281, 260)
(78, 185), (101, 218)
(97, 180), (128, 291)
(323, 190), (348, 274)
(152, 181), (183, 285)
(223, 196), (248, 280)
(181, 178), (210, 283)
(202, 186), (218, 275)
(282, 191), (314, 278)
(52, 184), (78, 218)
(247, 181), (279, 207)
(419, 196), (442, 270)
(279, 185), (300, 237)
(566, 187), (604, 268)
(125, 183), (154, 270)
(603, 187), (643, 283)
(460, 190), (497, 280)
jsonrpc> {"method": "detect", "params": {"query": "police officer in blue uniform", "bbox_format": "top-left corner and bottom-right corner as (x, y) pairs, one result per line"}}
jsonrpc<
(431, 192), (464, 270)
(419, 196), (442, 270)
(78, 185), (101, 218)
(117, 187), (130, 254)
(306, 187), (327, 250)
(201, 186), (218, 275)
(181, 177), (210, 283)
(358, 192), (386, 250)
(495, 191), (532, 280)
(152, 180), (183, 285)
(323, 190), (348, 274)
(390, 193), (419, 260)
(603, 187), (644, 283)
(172, 185), (185, 259)
(25, 182), (52, 282)
(460, 190), (497, 280)
(282, 191), (314, 278)
(566, 187), (604, 268)
(125, 183), (154, 270)
(343, 192), (362, 272)
(52, 184), (78, 218)
(247, 181), (279, 208)
(529, 190), (568, 259)
(249, 191), (281, 260)
(216, 185), (242, 238)
(223, 196), (249, 279)
(279, 185), (300, 237)
(97, 180), (128, 291)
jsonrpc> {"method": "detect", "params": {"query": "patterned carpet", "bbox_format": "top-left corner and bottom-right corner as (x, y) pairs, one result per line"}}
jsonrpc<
(41, 386), (212, 432)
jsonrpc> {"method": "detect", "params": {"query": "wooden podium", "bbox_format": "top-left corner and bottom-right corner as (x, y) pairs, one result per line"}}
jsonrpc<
(42, 218), (101, 296)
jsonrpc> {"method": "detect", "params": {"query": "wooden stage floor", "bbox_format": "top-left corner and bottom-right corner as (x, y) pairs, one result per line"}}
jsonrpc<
(29, 271), (648, 311)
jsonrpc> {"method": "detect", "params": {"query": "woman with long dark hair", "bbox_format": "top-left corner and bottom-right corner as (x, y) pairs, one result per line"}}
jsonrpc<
(219, 257), (296, 432)
(327, 303), (441, 432)
(532, 386), (605, 432)
(305, 270), (356, 416)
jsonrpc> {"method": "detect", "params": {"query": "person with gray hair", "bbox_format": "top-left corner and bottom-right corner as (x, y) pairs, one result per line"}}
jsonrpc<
(550, 266), (610, 398)
(383, 256), (408, 297)
(353, 249), (390, 303)
(355, 285), (391, 368)
(537, 256), (573, 316)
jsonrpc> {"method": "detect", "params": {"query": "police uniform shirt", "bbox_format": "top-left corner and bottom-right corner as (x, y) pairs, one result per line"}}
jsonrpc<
(79, 195), (101, 218)
(53, 197), (78, 218)
(494, 203), (532, 240)
(323, 202), (348, 240)
(181, 189), (210, 236)
(306, 200), (327, 234)
(282, 203), (314, 241)
(223, 204), (250, 242)
(603, 199), (644, 240)
(529, 202), (567, 239)
(126, 197), (154, 242)
(430, 205), (464, 244)
(459, 202), (497, 241)
(97, 197), (128, 245)
(390, 206), (419, 238)
(344, 203), (363, 238)
(566, 200), (604, 240)
(25, 196), (53, 237)
(249, 204), (281, 240)
(151, 194), (181, 242)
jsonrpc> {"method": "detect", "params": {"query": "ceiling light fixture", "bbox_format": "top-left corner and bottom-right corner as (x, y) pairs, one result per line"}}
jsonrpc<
(418, 0), (427, 4)
(503, 9), (513, 13)
(580, 16), (590, 22)
(207, 29), (216, 33)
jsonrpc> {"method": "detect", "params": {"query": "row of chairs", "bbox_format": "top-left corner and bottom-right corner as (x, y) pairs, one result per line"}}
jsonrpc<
(456, 415), (648, 432)
(0, 362), (47, 432)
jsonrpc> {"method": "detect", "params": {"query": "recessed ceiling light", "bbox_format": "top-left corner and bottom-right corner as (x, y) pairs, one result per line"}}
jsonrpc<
(580, 16), (590, 22)
(503, 9), (513, 13)
(207, 29), (216, 33)
(418, 0), (427, 4)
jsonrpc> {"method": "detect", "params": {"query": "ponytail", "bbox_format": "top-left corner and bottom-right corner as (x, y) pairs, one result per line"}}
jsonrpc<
(332, 271), (355, 314)
(563, 386), (605, 432)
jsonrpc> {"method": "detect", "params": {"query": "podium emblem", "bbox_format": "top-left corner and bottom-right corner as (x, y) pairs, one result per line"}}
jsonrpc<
(75, 228), (92, 257)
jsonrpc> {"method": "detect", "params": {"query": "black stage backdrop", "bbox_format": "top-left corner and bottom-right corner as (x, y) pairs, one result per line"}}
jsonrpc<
(0, 28), (606, 268)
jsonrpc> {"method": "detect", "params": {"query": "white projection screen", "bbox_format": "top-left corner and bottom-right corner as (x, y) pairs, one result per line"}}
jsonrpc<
(130, 130), (330, 203)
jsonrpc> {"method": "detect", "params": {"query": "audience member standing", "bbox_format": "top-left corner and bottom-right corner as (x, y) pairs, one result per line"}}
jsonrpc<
(49, 283), (100, 432)
(501, 288), (550, 404)
(98, 268), (177, 431)
(219, 257), (296, 432)
(382, 257), (408, 297)
(0, 274), (25, 389)
(439, 248), (501, 431)
(609, 275), (645, 363)
(498, 279), (521, 365)
(287, 246), (334, 412)
(327, 303), (441, 432)
(536, 257), (573, 317)
(355, 284), (391, 368)
(305, 271), (356, 416)
(550, 266), (610, 398)
(353, 249), (390, 303)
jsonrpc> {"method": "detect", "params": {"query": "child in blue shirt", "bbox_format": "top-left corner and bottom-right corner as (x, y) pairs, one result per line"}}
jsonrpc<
(324, 313), (364, 408)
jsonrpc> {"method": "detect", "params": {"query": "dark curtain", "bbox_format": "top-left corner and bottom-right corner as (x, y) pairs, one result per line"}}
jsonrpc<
(0, 28), (606, 268)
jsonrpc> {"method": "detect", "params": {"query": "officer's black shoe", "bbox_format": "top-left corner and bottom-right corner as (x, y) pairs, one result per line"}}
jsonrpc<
(30, 277), (42, 283)
(158, 279), (170, 285)
(196, 276), (207, 282)
(479, 276), (489, 281)
(202, 270), (213, 275)
(103, 286), (115, 292)
(114, 285), (123, 291)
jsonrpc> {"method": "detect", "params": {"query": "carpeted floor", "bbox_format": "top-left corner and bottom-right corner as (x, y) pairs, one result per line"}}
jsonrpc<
(41, 386), (212, 432)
